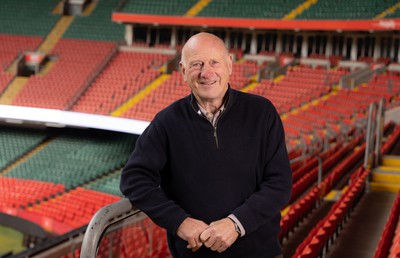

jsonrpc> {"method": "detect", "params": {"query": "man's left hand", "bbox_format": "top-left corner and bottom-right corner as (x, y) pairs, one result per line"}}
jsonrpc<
(199, 217), (239, 253)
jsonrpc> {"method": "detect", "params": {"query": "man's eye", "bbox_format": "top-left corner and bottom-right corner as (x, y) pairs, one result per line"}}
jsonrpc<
(191, 63), (202, 69)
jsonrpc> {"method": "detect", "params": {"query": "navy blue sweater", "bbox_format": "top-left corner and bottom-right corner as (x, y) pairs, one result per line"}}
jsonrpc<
(120, 88), (292, 258)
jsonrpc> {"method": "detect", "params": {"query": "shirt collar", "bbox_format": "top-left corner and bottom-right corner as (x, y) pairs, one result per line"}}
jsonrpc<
(189, 84), (231, 117)
(195, 92), (228, 125)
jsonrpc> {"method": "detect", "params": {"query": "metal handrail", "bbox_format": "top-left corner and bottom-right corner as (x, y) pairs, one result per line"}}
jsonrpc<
(374, 99), (386, 167)
(363, 98), (386, 169)
(364, 102), (378, 169)
(363, 98), (386, 192)
(80, 198), (145, 258)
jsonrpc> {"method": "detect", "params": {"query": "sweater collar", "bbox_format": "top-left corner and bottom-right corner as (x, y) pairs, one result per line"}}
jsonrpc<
(189, 84), (234, 115)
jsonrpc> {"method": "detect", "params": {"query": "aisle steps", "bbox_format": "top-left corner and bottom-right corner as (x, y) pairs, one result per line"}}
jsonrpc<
(371, 155), (400, 193)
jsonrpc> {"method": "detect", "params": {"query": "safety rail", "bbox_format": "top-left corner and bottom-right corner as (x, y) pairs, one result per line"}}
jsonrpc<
(340, 65), (385, 89)
(364, 98), (385, 184)
(80, 198), (146, 258)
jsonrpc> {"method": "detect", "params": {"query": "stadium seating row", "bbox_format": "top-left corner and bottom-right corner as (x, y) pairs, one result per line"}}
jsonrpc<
(121, 0), (198, 16)
(197, 0), (307, 19)
(12, 39), (116, 110)
(0, 34), (43, 92)
(4, 131), (136, 189)
(84, 170), (124, 197)
(296, 0), (399, 20)
(62, 0), (124, 42)
(0, 127), (47, 170)
(27, 187), (120, 229)
(118, 0), (400, 20)
(293, 166), (370, 257)
(280, 134), (365, 241)
(374, 191), (400, 258)
(0, 177), (64, 209)
(0, 0), (59, 36)
(72, 51), (170, 115)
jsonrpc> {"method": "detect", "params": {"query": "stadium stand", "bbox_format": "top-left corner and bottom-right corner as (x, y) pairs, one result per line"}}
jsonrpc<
(0, 0), (400, 257)
(119, 71), (190, 121)
(374, 187), (400, 258)
(385, 4), (400, 18)
(120, 0), (199, 16)
(0, 177), (64, 209)
(292, 166), (370, 257)
(0, 127), (47, 170)
(71, 51), (171, 115)
(296, 0), (400, 20)
(0, 0), (59, 36)
(26, 188), (121, 230)
(12, 39), (116, 110)
(4, 129), (137, 189)
(62, 0), (124, 42)
(84, 170), (124, 197)
(0, 34), (42, 93)
(197, 0), (306, 19)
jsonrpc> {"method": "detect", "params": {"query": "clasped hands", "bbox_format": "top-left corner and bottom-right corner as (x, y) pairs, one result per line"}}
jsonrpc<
(177, 217), (239, 253)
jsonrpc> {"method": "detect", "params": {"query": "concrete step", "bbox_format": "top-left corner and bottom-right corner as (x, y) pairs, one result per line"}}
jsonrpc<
(371, 156), (400, 193)
(372, 166), (400, 183)
(382, 154), (400, 167)
(370, 181), (400, 193)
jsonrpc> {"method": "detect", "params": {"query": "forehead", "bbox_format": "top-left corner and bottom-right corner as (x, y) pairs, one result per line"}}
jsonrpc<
(184, 43), (227, 62)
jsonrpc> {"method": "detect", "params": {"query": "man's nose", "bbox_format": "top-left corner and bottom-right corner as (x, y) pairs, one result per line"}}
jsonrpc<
(200, 64), (214, 78)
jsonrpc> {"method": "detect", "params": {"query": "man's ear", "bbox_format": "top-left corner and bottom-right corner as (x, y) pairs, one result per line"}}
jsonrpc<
(228, 54), (233, 75)
(179, 61), (187, 82)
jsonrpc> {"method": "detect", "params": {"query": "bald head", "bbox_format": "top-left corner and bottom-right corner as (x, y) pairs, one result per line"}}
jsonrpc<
(180, 32), (229, 66)
(179, 32), (232, 110)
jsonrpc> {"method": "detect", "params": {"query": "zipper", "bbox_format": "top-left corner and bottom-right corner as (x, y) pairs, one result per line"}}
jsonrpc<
(213, 125), (219, 148)
(191, 106), (221, 148)
(190, 97), (228, 149)
(212, 111), (225, 148)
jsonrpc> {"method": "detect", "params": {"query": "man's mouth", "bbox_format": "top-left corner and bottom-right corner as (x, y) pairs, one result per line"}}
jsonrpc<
(199, 80), (217, 86)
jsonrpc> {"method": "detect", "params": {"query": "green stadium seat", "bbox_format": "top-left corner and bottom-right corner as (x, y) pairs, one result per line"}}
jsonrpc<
(198, 0), (304, 19)
(5, 130), (137, 190)
(63, 0), (124, 42)
(120, 0), (198, 16)
(0, 0), (59, 36)
(0, 127), (47, 170)
(296, 0), (399, 20)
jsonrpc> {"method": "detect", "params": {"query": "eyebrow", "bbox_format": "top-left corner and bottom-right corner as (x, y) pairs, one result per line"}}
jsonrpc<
(189, 60), (202, 65)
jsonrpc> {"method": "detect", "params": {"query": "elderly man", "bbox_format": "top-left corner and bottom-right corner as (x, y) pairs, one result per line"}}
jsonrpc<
(120, 32), (292, 258)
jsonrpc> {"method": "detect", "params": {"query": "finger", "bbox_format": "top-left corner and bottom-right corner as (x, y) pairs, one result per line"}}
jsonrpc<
(194, 239), (203, 250)
(217, 245), (227, 253)
(210, 241), (223, 252)
(203, 237), (215, 249)
(201, 232), (213, 248)
(199, 230), (210, 243)
(191, 243), (202, 252)
(186, 239), (197, 249)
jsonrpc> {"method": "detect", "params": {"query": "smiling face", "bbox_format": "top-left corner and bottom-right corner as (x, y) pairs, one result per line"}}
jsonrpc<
(180, 33), (233, 108)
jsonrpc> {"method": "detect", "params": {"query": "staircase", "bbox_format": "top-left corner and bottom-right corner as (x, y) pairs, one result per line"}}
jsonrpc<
(371, 155), (400, 193)
(185, 0), (212, 17)
(0, 77), (29, 104)
(37, 16), (74, 54)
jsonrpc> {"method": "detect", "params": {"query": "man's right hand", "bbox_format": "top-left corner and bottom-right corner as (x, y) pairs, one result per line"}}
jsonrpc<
(177, 217), (209, 252)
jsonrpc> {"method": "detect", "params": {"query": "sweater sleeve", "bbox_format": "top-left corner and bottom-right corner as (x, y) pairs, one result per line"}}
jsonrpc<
(231, 109), (292, 235)
(120, 119), (189, 234)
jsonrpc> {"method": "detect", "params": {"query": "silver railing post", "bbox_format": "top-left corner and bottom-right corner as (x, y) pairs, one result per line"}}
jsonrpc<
(364, 102), (377, 170)
(80, 198), (144, 258)
(374, 99), (385, 168)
